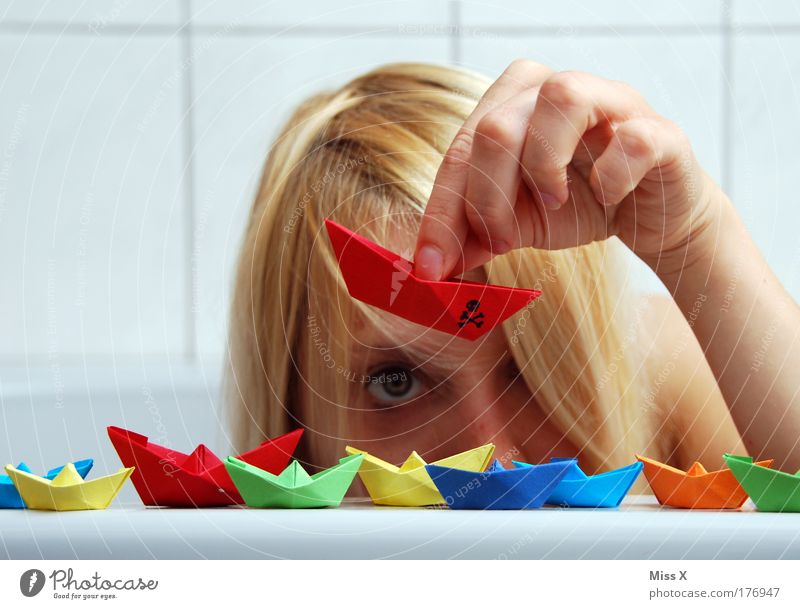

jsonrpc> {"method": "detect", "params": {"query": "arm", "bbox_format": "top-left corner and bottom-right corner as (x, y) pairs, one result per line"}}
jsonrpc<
(413, 59), (800, 469)
(644, 295), (747, 470)
(650, 189), (800, 470)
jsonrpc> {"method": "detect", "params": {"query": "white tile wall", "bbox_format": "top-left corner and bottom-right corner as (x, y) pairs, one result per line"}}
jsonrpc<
(730, 33), (800, 294)
(0, 0), (184, 27)
(459, 34), (725, 183)
(460, 0), (723, 28)
(0, 32), (187, 359)
(0, 361), (225, 504)
(2, 2), (800, 448)
(731, 1), (800, 27)
(192, 34), (450, 359)
(191, 0), (449, 28)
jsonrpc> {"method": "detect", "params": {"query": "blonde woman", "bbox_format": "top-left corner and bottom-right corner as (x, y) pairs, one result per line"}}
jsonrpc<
(225, 60), (800, 488)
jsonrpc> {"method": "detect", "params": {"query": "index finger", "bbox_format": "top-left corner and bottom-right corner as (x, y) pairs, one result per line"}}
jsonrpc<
(414, 59), (552, 281)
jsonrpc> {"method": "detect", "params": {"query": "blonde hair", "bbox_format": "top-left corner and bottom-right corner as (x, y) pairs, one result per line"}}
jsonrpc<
(225, 62), (656, 473)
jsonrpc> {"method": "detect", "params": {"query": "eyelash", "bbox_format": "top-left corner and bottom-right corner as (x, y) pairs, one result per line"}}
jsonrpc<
(364, 363), (425, 406)
(363, 357), (521, 404)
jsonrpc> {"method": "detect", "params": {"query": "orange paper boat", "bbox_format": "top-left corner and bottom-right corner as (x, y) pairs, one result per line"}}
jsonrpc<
(636, 454), (774, 509)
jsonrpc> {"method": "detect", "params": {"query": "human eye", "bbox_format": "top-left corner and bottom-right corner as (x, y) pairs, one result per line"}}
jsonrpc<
(364, 363), (424, 406)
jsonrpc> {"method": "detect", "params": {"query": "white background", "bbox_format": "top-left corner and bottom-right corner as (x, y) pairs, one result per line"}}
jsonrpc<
(0, 1), (799, 474)
(0, 560), (798, 607)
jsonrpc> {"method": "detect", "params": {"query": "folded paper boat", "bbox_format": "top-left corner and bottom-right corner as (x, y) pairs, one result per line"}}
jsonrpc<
(345, 444), (495, 506)
(107, 426), (303, 507)
(723, 454), (800, 512)
(425, 458), (575, 510)
(4, 462), (133, 511)
(224, 454), (364, 508)
(513, 457), (642, 508)
(325, 219), (542, 340)
(637, 454), (774, 509)
(0, 459), (93, 509)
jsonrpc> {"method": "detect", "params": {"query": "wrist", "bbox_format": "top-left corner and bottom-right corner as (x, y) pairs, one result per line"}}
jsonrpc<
(640, 185), (740, 290)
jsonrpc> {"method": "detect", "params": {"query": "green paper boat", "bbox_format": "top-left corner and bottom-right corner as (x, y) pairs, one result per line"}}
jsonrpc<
(224, 454), (364, 508)
(723, 453), (800, 512)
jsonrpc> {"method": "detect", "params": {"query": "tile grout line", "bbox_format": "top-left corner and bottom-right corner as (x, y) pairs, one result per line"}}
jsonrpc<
(721, 0), (733, 195)
(3, 22), (800, 37)
(180, 0), (197, 364)
(449, 0), (461, 65)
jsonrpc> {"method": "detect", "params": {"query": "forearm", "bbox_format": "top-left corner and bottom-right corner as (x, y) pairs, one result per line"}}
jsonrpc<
(647, 192), (800, 469)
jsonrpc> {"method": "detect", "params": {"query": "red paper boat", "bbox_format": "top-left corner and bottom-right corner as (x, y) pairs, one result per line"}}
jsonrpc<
(325, 219), (542, 340)
(107, 426), (303, 507)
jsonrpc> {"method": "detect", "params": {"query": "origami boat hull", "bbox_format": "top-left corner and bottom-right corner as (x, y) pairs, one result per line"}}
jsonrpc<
(724, 454), (800, 512)
(0, 459), (93, 509)
(107, 426), (303, 507)
(346, 444), (495, 506)
(425, 460), (574, 510)
(225, 454), (364, 509)
(514, 458), (642, 508)
(325, 219), (541, 340)
(0, 479), (27, 509)
(637, 454), (773, 509)
(5, 464), (133, 511)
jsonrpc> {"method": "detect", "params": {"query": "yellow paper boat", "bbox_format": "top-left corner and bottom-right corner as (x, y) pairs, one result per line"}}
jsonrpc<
(345, 444), (495, 506)
(4, 463), (134, 511)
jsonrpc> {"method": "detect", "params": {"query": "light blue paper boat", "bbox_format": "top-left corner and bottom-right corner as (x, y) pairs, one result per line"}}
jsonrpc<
(0, 459), (94, 508)
(514, 457), (642, 508)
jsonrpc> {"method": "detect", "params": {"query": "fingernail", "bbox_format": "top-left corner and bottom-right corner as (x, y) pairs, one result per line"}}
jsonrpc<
(416, 245), (444, 280)
(540, 193), (561, 210)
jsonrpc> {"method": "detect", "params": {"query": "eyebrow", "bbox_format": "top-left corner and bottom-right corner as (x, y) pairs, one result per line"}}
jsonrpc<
(349, 333), (514, 383)
(351, 342), (459, 374)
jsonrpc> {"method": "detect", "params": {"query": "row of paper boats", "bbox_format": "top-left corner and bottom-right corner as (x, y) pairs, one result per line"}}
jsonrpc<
(3, 426), (800, 512)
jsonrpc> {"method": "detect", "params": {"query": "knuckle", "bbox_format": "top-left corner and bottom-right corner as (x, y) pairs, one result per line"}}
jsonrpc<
(421, 201), (461, 242)
(539, 71), (589, 111)
(475, 110), (519, 151)
(441, 129), (474, 171)
(617, 123), (656, 160)
(500, 58), (552, 88)
(591, 167), (626, 202)
(503, 58), (539, 80)
(467, 202), (511, 234)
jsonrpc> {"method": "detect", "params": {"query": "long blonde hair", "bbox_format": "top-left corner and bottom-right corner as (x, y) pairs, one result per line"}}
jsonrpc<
(225, 62), (656, 473)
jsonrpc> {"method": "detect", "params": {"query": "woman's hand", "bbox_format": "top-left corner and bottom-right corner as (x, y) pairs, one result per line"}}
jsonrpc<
(413, 59), (800, 470)
(414, 59), (722, 280)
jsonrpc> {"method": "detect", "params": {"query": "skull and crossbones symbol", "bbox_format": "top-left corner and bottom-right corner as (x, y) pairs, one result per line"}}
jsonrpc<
(458, 299), (485, 328)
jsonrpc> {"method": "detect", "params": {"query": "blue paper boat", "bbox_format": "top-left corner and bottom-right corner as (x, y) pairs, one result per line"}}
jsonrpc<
(0, 459), (94, 509)
(424, 458), (575, 510)
(514, 457), (643, 508)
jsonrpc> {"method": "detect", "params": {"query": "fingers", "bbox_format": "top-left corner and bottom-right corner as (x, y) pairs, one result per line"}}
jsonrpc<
(463, 87), (540, 254)
(521, 71), (647, 209)
(415, 59), (551, 281)
(455, 188), (536, 275)
(590, 116), (690, 206)
(414, 129), (473, 282)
